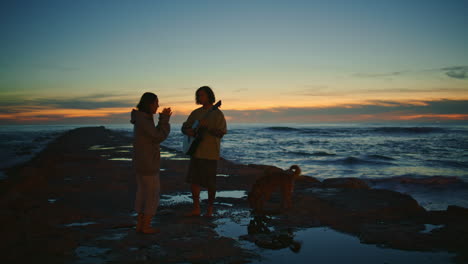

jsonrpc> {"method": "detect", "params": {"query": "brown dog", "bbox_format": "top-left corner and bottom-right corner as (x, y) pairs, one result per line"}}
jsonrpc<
(248, 165), (301, 211)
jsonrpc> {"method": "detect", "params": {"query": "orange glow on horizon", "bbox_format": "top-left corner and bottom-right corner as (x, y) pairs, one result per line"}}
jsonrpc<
(1, 98), (467, 123)
(0, 107), (132, 120)
(395, 114), (468, 120)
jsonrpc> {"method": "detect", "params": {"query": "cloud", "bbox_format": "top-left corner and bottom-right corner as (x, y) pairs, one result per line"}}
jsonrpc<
(354, 65), (468, 80)
(354, 72), (404, 78)
(32, 98), (135, 109)
(441, 66), (468, 80)
(2, 92), (468, 124)
(287, 86), (468, 99)
(222, 99), (468, 123)
(0, 93), (136, 110)
(0, 90), (201, 124)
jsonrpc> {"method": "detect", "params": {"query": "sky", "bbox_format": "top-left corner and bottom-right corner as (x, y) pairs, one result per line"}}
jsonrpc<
(1, 0), (467, 124)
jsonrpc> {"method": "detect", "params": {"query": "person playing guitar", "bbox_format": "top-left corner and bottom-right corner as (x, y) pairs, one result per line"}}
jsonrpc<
(181, 86), (227, 217)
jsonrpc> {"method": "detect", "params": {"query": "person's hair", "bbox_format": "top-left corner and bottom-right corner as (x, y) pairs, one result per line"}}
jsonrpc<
(136, 92), (158, 114)
(195, 86), (215, 104)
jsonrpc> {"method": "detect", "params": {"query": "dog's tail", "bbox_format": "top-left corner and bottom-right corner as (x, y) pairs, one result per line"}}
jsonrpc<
(289, 165), (301, 178)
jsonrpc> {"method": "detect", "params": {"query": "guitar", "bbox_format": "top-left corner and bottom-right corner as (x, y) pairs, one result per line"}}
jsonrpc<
(182, 100), (222, 155)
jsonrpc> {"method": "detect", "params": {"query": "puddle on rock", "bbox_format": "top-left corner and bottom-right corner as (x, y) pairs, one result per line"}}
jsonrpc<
(168, 157), (190, 161)
(89, 145), (116, 151)
(249, 227), (455, 264)
(216, 202), (234, 207)
(420, 224), (445, 234)
(213, 213), (455, 264)
(161, 151), (177, 158)
(108, 158), (132, 161)
(74, 246), (112, 264)
(214, 212), (251, 239)
(64, 222), (98, 227)
(97, 232), (127, 241)
(217, 190), (247, 198)
(161, 190), (247, 205)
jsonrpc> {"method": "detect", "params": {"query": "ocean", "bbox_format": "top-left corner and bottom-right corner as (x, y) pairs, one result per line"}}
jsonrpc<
(1, 123), (468, 210)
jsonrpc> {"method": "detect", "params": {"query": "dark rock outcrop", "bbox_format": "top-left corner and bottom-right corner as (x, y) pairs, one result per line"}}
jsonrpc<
(321, 177), (370, 189)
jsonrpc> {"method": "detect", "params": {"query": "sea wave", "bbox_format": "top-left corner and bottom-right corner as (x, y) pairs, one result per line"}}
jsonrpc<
(286, 150), (336, 157)
(318, 156), (394, 166)
(365, 154), (396, 161)
(308, 140), (332, 145)
(264, 126), (300, 132)
(287, 151), (312, 156)
(371, 127), (446, 134)
(0, 130), (64, 172)
(367, 175), (465, 186)
(263, 126), (338, 135)
(425, 159), (468, 168)
(312, 151), (337, 156)
(343, 156), (393, 165)
(262, 126), (447, 136)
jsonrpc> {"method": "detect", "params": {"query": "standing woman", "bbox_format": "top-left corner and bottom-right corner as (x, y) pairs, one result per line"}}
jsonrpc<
(130, 92), (172, 233)
(182, 86), (227, 217)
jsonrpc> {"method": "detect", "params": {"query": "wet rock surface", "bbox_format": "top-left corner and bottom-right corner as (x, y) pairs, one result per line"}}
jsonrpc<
(1, 127), (467, 263)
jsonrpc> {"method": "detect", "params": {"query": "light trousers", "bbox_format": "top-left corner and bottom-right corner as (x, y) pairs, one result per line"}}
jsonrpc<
(134, 172), (160, 216)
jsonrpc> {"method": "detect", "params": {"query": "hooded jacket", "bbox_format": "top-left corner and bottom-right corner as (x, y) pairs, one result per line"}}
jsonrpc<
(130, 109), (171, 174)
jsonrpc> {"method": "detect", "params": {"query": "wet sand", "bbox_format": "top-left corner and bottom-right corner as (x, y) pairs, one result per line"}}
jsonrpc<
(1, 127), (467, 263)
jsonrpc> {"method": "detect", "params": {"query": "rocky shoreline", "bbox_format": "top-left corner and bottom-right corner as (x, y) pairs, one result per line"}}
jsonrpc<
(1, 127), (467, 263)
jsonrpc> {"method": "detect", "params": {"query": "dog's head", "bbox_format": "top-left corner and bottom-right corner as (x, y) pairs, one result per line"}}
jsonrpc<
(287, 165), (301, 178)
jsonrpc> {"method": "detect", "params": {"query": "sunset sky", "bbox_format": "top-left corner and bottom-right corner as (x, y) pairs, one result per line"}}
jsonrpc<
(1, 0), (467, 124)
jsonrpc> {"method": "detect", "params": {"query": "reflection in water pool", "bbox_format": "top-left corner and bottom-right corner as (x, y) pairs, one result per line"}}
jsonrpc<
(168, 157), (190, 161)
(74, 246), (111, 264)
(161, 190), (247, 205)
(251, 227), (454, 264)
(89, 145), (116, 150)
(420, 224), (445, 234)
(214, 211), (251, 239)
(97, 232), (127, 241)
(213, 213), (455, 263)
(64, 222), (97, 227)
(108, 158), (132, 161)
(161, 151), (177, 158)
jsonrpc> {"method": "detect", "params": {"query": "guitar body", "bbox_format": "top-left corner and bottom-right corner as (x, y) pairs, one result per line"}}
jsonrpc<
(182, 101), (222, 156)
(182, 120), (199, 155)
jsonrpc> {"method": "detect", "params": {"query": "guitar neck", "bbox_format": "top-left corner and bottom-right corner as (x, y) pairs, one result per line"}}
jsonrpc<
(191, 101), (221, 132)
(201, 100), (222, 120)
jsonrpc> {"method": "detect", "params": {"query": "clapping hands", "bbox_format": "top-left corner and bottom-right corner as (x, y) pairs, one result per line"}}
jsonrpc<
(160, 107), (172, 116)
